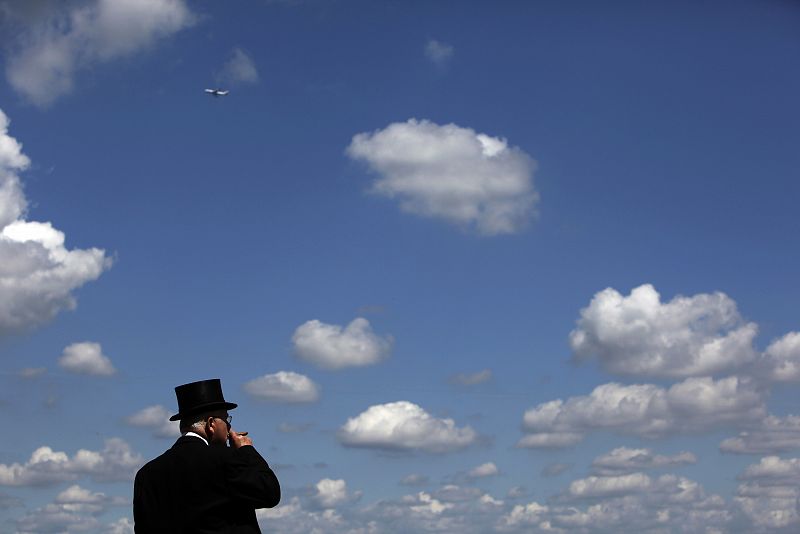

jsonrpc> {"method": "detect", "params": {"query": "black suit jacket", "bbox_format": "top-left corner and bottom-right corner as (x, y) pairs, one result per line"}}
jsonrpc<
(133, 435), (280, 533)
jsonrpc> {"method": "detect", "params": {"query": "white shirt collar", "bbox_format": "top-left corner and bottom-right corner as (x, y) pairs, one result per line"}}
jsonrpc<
(183, 431), (208, 446)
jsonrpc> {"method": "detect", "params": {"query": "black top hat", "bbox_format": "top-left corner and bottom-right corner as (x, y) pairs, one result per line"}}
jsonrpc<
(169, 379), (238, 421)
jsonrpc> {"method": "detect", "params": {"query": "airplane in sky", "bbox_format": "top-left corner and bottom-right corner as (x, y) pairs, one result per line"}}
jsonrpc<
(205, 88), (229, 96)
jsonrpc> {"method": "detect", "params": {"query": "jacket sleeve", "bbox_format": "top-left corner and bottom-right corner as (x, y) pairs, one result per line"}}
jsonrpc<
(223, 445), (281, 509)
(133, 469), (156, 533)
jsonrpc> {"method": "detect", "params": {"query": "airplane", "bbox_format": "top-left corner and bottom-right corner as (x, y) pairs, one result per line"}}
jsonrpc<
(205, 88), (229, 97)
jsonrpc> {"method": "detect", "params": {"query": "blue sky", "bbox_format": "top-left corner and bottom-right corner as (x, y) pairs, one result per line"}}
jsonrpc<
(0, 0), (799, 532)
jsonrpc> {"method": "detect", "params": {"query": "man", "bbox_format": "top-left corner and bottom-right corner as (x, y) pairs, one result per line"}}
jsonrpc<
(134, 379), (280, 533)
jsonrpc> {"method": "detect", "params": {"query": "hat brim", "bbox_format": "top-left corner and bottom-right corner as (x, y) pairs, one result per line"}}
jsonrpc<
(169, 401), (238, 421)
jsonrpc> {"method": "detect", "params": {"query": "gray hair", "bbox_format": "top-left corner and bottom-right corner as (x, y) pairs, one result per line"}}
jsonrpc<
(179, 411), (212, 433)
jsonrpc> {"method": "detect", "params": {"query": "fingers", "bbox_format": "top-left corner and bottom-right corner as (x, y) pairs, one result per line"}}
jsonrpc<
(228, 430), (253, 448)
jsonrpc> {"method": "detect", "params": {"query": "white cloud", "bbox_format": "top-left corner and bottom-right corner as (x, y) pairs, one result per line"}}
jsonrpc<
(549, 492), (730, 533)
(407, 491), (454, 515)
(720, 414), (800, 454)
(366, 489), (508, 532)
(0, 110), (29, 226)
(15, 504), (101, 533)
(570, 284), (759, 378)
(735, 456), (800, 529)
(58, 341), (116, 376)
(498, 501), (549, 529)
(106, 517), (135, 534)
(450, 369), (492, 386)
(338, 401), (477, 453)
(55, 484), (111, 514)
(468, 462), (499, 479)
(292, 317), (392, 370)
(425, 39), (454, 64)
(591, 447), (697, 475)
(0, 109), (111, 336)
(310, 478), (361, 509)
(257, 496), (348, 534)
(14, 483), (127, 533)
(757, 331), (800, 382)
(346, 119), (539, 235)
(244, 371), (320, 403)
(739, 455), (800, 480)
(217, 47), (259, 86)
(126, 405), (178, 438)
(519, 376), (766, 448)
(568, 473), (653, 498)
(0, 438), (142, 486)
(551, 474), (731, 532)
(266, 475), (737, 534)
(4, 0), (195, 106)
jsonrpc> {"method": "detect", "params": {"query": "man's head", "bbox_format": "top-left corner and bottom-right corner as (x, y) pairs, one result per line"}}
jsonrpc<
(170, 379), (237, 443)
(180, 410), (232, 445)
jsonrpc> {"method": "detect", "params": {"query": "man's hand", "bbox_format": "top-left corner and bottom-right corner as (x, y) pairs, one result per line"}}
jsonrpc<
(228, 430), (253, 448)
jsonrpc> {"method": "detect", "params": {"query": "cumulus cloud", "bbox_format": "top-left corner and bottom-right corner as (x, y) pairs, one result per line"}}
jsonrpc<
(55, 484), (115, 513)
(757, 331), (800, 382)
(450, 369), (492, 386)
(0, 111), (28, 226)
(570, 284), (759, 378)
(739, 455), (800, 480)
(244, 371), (320, 403)
(257, 496), (349, 534)
(4, 0), (195, 106)
(425, 39), (454, 64)
(591, 447), (697, 475)
(734, 456), (800, 529)
(15, 505), (101, 533)
(14, 484), (127, 533)
(0, 110), (111, 336)
(255, 475), (739, 534)
(338, 401), (477, 453)
(545, 473), (731, 532)
(106, 517), (135, 534)
(467, 462), (499, 479)
(548, 492), (730, 533)
(58, 341), (116, 376)
(126, 405), (178, 438)
(0, 438), (142, 486)
(346, 119), (539, 235)
(310, 478), (361, 509)
(217, 47), (259, 86)
(367, 489), (508, 532)
(292, 317), (392, 370)
(568, 472), (653, 499)
(720, 414), (800, 455)
(519, 376), (766, 448)
(498, 501), (549, 530)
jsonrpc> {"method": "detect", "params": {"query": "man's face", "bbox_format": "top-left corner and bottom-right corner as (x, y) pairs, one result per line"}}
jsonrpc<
(206, 412), (231, 446)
